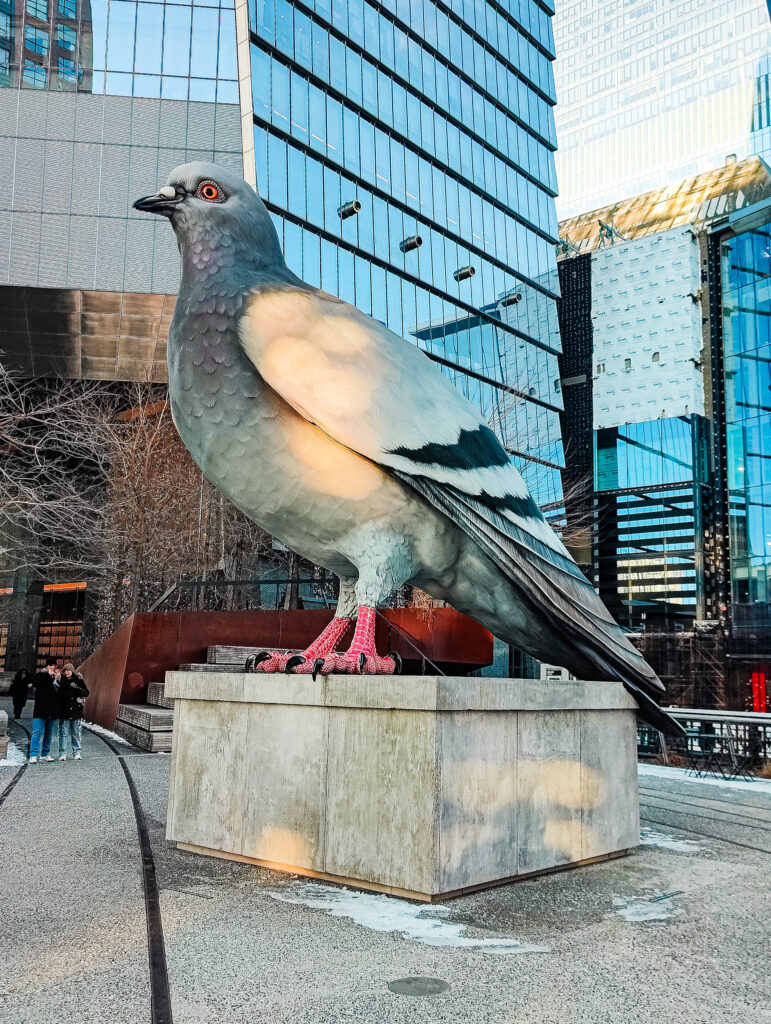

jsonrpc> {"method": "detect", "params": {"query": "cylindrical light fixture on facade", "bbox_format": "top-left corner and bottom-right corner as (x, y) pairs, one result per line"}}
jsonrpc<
(338, 200), (362, 219)
(500, 290), (523, 307)
(399, 234), (423, 253)
(453, 265), (475, 281)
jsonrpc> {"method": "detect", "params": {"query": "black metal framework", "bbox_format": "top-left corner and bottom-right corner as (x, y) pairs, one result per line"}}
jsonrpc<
(706, 230), (731, 624)
(556, 252), (593, 575)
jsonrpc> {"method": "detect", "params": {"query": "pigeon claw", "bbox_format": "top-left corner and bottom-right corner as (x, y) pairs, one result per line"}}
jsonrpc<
(285, 654), (306, 674)
(311, 657), (326, 682)
(245, 652), (271, 672)
(388, 652), (402, 675)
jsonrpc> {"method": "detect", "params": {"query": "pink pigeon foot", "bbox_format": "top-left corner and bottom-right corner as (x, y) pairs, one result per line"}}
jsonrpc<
(246, 615), (352, 675)
(324, 606), (400, 675)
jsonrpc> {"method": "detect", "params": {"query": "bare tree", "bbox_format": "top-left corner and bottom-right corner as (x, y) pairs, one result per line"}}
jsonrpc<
(0, 362), (294, 656)
(0, 361), (114, 578)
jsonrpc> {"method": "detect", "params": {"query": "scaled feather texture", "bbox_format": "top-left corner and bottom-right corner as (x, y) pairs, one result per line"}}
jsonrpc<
(135, 161), (680, 734)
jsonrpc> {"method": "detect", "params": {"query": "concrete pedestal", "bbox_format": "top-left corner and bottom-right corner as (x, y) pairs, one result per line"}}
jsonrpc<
(165, 673), (640, 901)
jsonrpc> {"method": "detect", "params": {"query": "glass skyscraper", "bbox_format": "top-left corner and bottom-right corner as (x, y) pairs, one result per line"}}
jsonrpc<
(0, 0), (566, 670)
(0, 0), (566, 506)
(553, 0), (771, 217)
(718, 203), (771, 630)
(0, 0), (244, 377)
(0, 0), (242, 322)
(556, 161), (771, 631)
(247, 0), (565, 509)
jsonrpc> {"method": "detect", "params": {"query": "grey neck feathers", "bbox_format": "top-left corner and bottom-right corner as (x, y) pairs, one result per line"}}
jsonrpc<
(175, 208), (299, 297)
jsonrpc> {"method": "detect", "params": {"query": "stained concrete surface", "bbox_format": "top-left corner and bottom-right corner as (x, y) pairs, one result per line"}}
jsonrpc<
(166, 675), (640, 897)
(2, 698), (770, 1024)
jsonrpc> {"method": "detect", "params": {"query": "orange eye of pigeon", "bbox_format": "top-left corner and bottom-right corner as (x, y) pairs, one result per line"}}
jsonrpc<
(198, 182), (222, 202)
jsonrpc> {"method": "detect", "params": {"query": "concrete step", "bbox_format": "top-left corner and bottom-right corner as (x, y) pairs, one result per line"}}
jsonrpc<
(113, 720), (172, 752)
(116, 703), (174, 731)
(147, 682), (174, 709)
(207, 645), (293, 665)
(178, 663), (252, 673)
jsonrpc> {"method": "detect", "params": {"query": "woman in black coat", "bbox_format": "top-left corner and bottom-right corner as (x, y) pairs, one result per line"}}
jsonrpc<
(10, 668), (30, 719)
(57, 663), (89, 761)
(28, 659), (60, 763)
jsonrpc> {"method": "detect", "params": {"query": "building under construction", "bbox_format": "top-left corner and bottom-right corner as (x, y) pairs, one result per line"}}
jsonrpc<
(557, 156), (771, 712)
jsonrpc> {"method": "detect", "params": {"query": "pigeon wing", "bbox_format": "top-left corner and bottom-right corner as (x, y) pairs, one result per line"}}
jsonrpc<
(238, 285), (556, 546)
(238, 286), (676, 730)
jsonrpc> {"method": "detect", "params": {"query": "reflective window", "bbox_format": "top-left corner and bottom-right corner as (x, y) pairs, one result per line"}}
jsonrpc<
(251, 48), (558, 295)
(593, 417), (703, 624)
(57, 54), (76, 80)
(22, 59), (47, 86)
(56, 23), (77, 51)
(554, 0), (771, 215)
(4, 0), (239, 98)
(722, 227), (771, 627)
(25, 24), (49, 54)
(26, 0), (48, 18)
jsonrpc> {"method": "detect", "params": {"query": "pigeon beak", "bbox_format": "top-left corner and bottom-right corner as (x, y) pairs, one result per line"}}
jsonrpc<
(133, 185), (183, 217)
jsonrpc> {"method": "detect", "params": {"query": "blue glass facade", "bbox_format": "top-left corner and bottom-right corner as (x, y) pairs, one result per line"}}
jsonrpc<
(248, 0), (565, 508)
(553, 0), (771, 217)
(722, 224), (771, 628)
(593, 415), (711, 628)
(0, 0), (242, 301)
(1, 0), (238, 100)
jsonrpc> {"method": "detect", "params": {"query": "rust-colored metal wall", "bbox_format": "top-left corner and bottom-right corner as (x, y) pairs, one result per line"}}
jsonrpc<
(80, 615), (135, 731)
(80, 608), (493, 730)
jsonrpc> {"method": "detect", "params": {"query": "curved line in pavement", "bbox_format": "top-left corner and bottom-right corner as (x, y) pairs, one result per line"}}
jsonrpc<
(0, 719), (31, 810)
(90, 729), (174, 1024)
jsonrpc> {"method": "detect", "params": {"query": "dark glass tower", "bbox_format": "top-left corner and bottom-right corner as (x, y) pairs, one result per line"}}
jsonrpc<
(247, 0), (566, 510)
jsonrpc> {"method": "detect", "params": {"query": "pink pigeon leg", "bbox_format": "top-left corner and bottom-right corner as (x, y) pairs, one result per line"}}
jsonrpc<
(333, 606), (397, 674)
(249, 614), (352, 674)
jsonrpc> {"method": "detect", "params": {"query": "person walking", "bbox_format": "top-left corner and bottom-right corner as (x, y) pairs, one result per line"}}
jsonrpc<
(10, 668), (30, 719)
(28, 658), (60, 764)
(56, 663), (89, 761)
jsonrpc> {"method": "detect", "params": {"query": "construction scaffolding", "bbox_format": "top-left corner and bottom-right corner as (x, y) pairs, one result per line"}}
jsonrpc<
(629, 620), (727, 709)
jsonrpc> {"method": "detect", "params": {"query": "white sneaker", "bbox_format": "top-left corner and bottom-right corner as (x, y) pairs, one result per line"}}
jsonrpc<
(28, 756), (37, 764)
(43, 755), (54, 762)
(59, 754), (67, 761)
(74, 753), (82, 760)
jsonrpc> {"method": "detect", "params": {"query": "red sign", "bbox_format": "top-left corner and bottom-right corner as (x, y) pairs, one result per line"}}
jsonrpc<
(751, 671), (767, 713)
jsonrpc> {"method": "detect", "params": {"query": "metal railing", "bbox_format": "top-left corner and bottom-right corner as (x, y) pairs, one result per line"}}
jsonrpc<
(144, 575), (337, 614)
(638, 707), (771, 774)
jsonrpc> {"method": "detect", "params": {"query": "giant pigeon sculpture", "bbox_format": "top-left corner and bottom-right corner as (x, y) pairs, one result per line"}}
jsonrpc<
(135, 162), (680, 734)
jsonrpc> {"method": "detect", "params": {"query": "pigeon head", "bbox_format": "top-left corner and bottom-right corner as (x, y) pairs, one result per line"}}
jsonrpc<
(133, 161), (286, 278)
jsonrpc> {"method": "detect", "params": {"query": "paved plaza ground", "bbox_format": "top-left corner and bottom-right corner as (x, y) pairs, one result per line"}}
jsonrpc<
(1, 697), (770, 1024)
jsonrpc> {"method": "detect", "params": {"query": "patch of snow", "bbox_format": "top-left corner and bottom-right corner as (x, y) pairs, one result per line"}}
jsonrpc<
(270, 882), (550, 954)
(640, 827), (700, 853)
(639, 763), (771, 795)
(82, 721), (133, 746)
(613, 895), (681, 923)
(0, 740), (26, 767)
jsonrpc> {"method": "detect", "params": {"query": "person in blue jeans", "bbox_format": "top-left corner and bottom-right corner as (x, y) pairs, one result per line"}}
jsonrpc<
(28, 658), (60, 764)
(56, 663), (89, 761)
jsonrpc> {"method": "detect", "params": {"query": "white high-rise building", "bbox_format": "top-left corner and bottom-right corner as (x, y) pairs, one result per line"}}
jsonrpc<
(553, 0), (771, 217)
